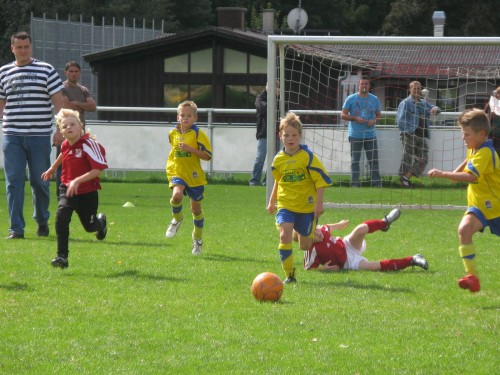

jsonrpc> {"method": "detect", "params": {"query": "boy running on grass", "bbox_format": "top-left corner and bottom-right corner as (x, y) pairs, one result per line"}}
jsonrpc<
(300, 208), (429, 272)
(165, 101), (212, 255)
(41, 109), (108, 269)
(428, 108), (500, 292)
(267, 112), (332, 284)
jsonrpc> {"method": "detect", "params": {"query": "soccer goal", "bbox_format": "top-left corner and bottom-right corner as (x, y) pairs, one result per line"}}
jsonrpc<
(265, 35), (500, 210)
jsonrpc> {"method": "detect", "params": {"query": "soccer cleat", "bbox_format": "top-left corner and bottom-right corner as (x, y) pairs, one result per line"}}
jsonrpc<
(400, 175), (413, 189)
(165, 219), (182, 238)
(283, 268), (297, 284)
(96, 213), (107, 240)
(192, 237), (203, 255)
(381, 208), (401, 231)
(458, 274), (480, 293)
(411, 254), (429, 270)
(51, 256), (69, 269)
(5, 231), (24, 239)
(37, 224), (49, 237)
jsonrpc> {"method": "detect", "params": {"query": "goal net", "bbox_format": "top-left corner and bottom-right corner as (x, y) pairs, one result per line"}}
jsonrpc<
(266, 36), (500, 210)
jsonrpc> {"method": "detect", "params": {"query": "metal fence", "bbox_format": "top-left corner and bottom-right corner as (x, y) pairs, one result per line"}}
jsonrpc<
(0, 106), (465, 177)
(30, 14), (165, 121)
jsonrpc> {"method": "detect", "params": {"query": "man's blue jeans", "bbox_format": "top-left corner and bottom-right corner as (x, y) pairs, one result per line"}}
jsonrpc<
(249, 138), (267, 185)
(3, 135), (51, 235)
(349, 136), (381, 186)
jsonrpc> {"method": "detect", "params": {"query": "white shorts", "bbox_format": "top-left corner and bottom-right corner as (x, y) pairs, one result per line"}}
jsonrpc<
(343, 236), (367, 270)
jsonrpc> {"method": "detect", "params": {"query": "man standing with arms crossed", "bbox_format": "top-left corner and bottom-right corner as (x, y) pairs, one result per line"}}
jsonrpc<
(54, 61), (97, 192)
(341, 76), (382, 187)
(0, 31), (64, 239)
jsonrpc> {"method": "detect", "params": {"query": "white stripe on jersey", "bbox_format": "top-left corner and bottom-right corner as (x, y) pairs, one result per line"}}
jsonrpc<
(82, 139), (107, 166)
(0, 59), (62, 135)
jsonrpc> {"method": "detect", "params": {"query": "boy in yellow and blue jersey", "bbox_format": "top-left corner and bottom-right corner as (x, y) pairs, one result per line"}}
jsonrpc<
(267, 112), (332, 283)
(165, 101), (212, 255)
(429, 108), (500, 292)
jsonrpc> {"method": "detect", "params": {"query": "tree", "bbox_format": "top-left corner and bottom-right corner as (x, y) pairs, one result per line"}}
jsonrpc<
(380, 0), (435, 36)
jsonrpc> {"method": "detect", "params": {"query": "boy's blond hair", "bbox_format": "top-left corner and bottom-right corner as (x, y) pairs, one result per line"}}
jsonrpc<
(279, 112), (302, 134)
(56, 108), (82, 130)
(178, 100), (198, 115)
(457, 108), (490, 134)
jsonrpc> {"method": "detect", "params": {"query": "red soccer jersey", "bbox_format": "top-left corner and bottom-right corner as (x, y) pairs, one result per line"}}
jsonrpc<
(304, 225), (348, 269)
(60, 134), (108, 194)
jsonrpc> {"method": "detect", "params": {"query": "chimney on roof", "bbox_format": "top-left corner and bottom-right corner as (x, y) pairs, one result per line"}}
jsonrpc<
(262, 9), (275, 34)
(432, 11), (446, 37)
(217, 7), (247, 29)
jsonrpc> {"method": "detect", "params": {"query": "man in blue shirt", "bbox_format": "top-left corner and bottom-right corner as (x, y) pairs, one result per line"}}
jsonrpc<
(396, 81), (440, 188)
(341, 77), (382, 187)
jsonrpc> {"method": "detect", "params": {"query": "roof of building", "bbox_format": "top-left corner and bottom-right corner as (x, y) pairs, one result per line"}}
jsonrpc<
(85, 25), (500, 80)
(84, 26), (268, 63)
(291, 42), (500, 78)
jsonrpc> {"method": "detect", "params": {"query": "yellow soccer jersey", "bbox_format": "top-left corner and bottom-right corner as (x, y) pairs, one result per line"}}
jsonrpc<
(271, 145), (332, 213)
(463, 140), (500, 220)
(166, 124), (212, 187)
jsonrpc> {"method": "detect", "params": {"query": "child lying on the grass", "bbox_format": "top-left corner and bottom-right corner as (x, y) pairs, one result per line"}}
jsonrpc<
(297, 208), (428, 272)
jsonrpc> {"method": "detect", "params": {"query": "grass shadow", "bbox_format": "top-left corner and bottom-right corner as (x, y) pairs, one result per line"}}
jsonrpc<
(0, 282), (31, 292)
(304, 279), (414, 293)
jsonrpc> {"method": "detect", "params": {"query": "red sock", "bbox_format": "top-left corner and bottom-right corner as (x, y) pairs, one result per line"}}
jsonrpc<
(380, 256), (413, 271)
(365, 220), (387, 233)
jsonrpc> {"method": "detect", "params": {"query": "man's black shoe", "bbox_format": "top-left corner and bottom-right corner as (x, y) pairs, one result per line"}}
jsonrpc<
(37, 224), (49, 237)
(51, 256), (69, 269)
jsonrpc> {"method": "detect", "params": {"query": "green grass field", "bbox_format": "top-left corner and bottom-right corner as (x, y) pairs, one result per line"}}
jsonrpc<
(0, 181), (498, 374)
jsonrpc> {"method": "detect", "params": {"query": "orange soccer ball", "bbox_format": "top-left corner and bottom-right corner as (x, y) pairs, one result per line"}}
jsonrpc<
(251, 272), (284, 302)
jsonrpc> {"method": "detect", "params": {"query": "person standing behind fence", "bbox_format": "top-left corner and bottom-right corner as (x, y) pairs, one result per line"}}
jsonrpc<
(0, 31), (64, 239)
(341, 76), (382, 187)
(54, 61), (97, 195)
(483, 86), (500, 156)
(397, 81), (440, 189)
(249, 84), (269, 186)
(249, 82), (279, 187)
(165, 101), (213, 255)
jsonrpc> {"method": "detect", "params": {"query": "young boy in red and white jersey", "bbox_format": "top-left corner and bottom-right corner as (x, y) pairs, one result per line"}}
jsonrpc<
(42, 108), (108, 269)
(302, 208), (429, 272)
(428, 108), (500, 293)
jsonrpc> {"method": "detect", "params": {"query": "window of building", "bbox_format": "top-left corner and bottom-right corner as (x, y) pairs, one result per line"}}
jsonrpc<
(164, 84), (212, 108)
(191, 49), (213, 73)
(225, 85), (263, 108)
(164, 49), (213, 73)
(437, 87), (458, 112)
(385, 86), (408, 110)
(164, 54), (189, 73)
(164, 84), (189, 107)
(224, 49), (247, 73)
(465, 94), (489, 109)
(223, 48), (266, 74)
(249, 55), (267, 74)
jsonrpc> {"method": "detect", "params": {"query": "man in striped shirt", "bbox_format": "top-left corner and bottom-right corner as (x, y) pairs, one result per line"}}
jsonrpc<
(0, 31), (64, 239)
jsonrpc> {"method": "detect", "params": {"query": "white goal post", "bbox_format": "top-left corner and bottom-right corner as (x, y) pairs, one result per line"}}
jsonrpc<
(265, 36), (500, 209)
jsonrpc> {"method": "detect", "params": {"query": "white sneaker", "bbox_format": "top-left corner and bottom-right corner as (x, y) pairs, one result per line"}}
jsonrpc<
(165, 219), (182, 238)
(192, 237), (203, 255)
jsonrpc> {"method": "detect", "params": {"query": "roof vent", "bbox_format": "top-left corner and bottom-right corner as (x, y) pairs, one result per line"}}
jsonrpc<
(432, 11), (446, 37)
(217, 7), (247, 29)
(262, 9), (275, 34)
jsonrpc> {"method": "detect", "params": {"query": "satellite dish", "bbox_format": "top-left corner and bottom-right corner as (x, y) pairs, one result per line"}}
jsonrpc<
(287, 7), (308, 34)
